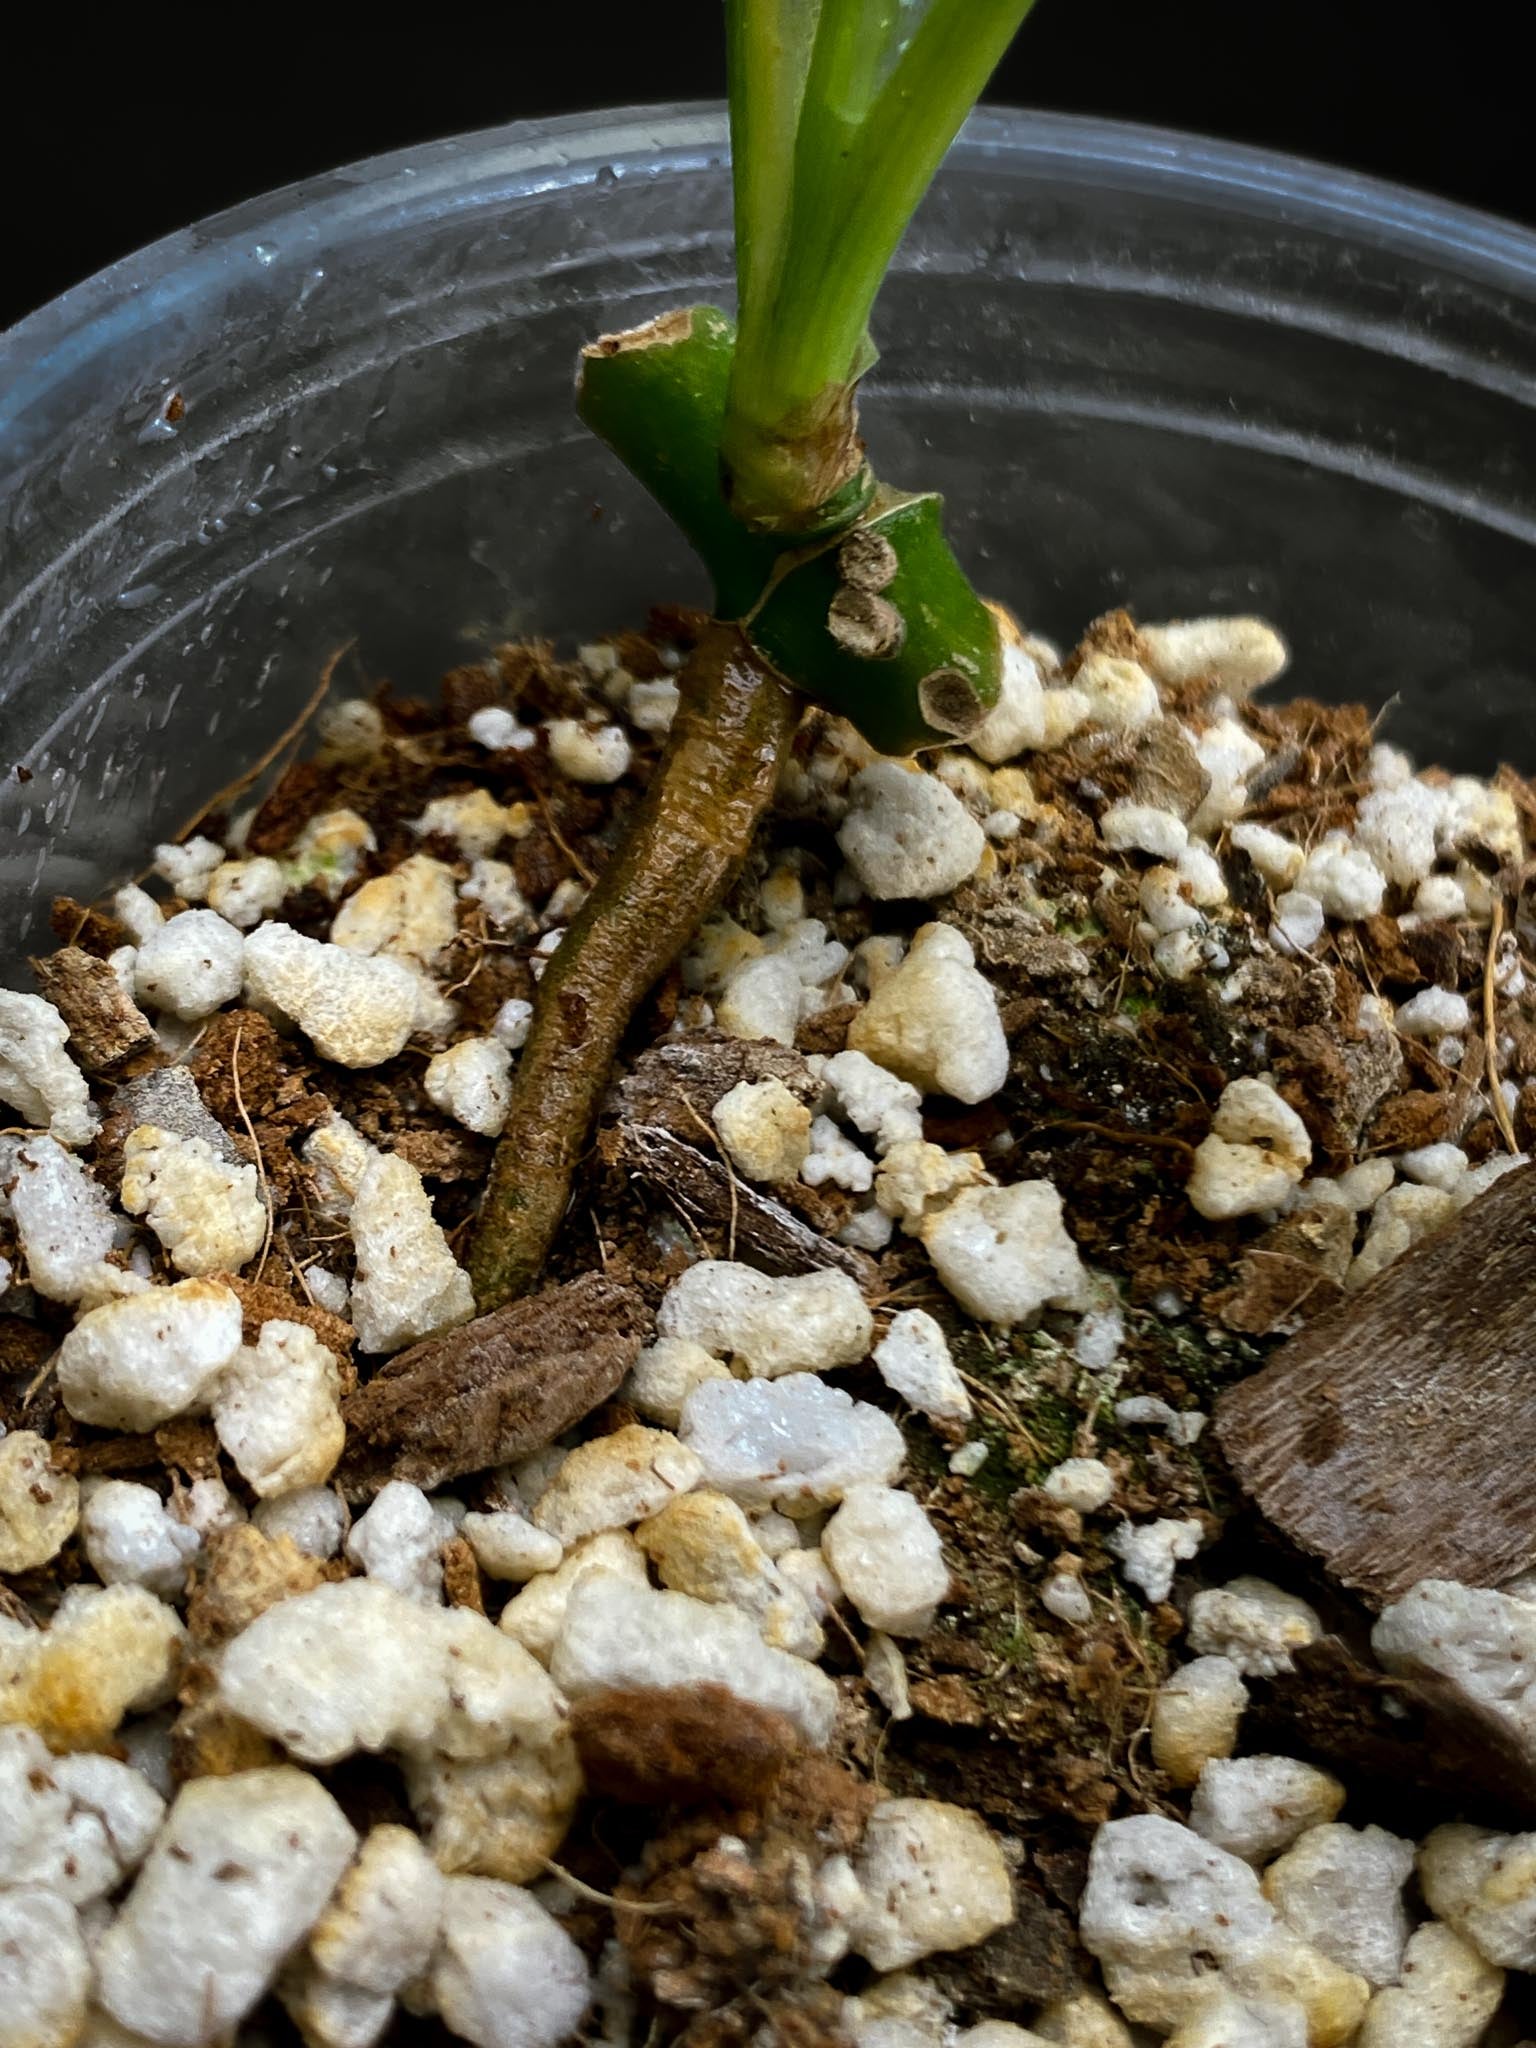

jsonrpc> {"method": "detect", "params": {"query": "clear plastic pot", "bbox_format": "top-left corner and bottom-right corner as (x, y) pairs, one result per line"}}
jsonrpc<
(4, 104), (1536, 971)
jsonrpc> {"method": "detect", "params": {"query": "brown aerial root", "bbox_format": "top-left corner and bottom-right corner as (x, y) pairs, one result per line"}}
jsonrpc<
(468, 623), (799, 1312)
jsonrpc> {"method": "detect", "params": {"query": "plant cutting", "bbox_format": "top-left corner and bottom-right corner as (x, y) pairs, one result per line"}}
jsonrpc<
(7, 7), (1536, 2046)
(469, 0), (1034, 1309)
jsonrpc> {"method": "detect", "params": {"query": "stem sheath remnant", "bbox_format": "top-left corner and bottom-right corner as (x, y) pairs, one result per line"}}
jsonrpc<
(468, 627), (799, 1311)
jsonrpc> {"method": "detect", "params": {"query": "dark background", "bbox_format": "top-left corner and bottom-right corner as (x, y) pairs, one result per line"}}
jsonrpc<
(2, 2), (1530, 332)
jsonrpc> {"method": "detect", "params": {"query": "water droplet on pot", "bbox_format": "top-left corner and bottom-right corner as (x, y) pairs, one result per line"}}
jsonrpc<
(254, 243), (278, 266)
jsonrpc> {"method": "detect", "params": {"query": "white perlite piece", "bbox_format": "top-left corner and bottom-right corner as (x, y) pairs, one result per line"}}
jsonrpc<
(1, 1724), (164, 1912)
(1080, 1815), (1368, 2041)
(346, 1151), (474, 1353)
(152, 835), (225, 900)
(309, 1823), (445, 1999)
(1187, 1078), (1313, 1220)
(1138, 864), (1200, 937)
(848, 922), (1009, 1103)
(1074, 652), (1161, 732)
(552, 1575), (839, 1744)
(113, 881), (164, 942)
(637, 1490), (823, 1657)
(872, 1309), (971, 1422)
(461, 1510), (564, 1582)
(1270, 890), (1325, 957)
(1355, 1921), (1503, 2048)
(217, 1578), (565, 1764)
(345, 1481), (456, 1603)
(824, 1486), (949, 1636)
(546, 718), (631, 783)
(1296, 837), (1387, 922)
(1099, 801), (1188, 859)
(0, 1135), (115, 1301)
(498, 1530), (649, 1664)
(1, 1584), (185, 1750)
(849, 1799), (1014, 1970)
(656, 1259), (872, 1378)
(680, 1372), (905, 1511)
(819, 1048), (925, 1152)
(79, 1479), (200, 1599)
(1140, 617), (1289, 695)
(120, 1124), (266, 1277)
(1372, 1579), (1536, 1758)
(462, 858), (533, 932)
(430, 1878), (593, 2048)
(875, 1139), (991, 1234)
(969, 611), (1049, 762)
(1346, 1180), (1457, 1290)
(286, 810), (378, 896)
(0, 989), (97, 1147)
(205, 855), (287, 928)
(531, 1424), (703, 1544)
(803, 1115), (876, 1193)
(1150, 1658), (1249, 1787)
(1189, 1755), (1344, 1864)
(1119, 1394), (1208, 1439)
(1230, 821), (1305, 889)
(491, 997), (535, 1048)
(622, 1337), (731, 1429)
(424, 1037), (514, 1137)
(212, 1319), (346, 1497)
(1395, 985), (1471, 1038)
(96, 1767), (357, 2047)
(863, 1632), (914, 1720)
(57, 1278), (243, 1431)
(837, 762), (987, 899)
(1108, 1517), (1204, 1603)
(1419, 1822), (1536, 1971)
(332, 854), (459, 967)
(1188, 1577), (1322, 1679)
(1354, 780), (1446, 888)
(1398, 1141), (1469, 1190)
(921, 1180), (1087, 1324)
(244, 922), (420, 1067)
(412, 790), (517, 861)
(713, 1078), (813, 1183)
(253, 1485), (349, 1558)
(132, 909), (245, 1020)
(1028, 1990), (1135, 2046)
(1042, 1458), (1115, 1514)
(717, 953), (803, 1046)
(0, 1431), (79, 1574)
(1263, 1824), (1415, 1987)
(628, 677), (680, 730)
(1163, 1995), (1306, 2048)
(1041, 1571), (1093, 1626)
(0, 1887), (91, 2048)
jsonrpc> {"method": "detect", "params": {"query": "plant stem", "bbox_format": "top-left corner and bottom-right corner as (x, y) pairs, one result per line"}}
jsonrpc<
(721, 0), (1037, 534)
(468, 627), (799, 1311)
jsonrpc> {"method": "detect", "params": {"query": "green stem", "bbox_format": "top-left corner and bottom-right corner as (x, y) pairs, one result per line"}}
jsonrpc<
(577, 307), (784, 618)
(468, 627), (799, 1311)
(721, 0), (1036, 534)
(579, 304), (1000, 754)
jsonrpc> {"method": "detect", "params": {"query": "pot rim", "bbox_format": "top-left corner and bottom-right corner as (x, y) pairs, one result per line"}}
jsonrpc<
(5, 101), (1535, 457)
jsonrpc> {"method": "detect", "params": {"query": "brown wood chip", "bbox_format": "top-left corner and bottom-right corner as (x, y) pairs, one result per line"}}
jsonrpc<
(1215, 1162), (1536, 1604)
(613, 1121), (880, 1291)
(337, 1270), (647, 1495)
(28, 947), (157, 1071)
(441, 1533), (487, 1613)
